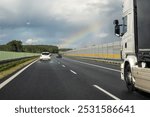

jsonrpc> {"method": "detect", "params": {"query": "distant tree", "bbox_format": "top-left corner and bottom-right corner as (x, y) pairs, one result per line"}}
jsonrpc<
(59, 48), (72, 52)
(0, 45), (8, 51)
(0, 40), (58, 53)
(7, 40), (23, 52)
(23, 45), (59, 53)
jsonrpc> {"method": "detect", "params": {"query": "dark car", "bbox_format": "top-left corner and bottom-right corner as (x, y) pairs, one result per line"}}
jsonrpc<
(56, 54), (62, 58)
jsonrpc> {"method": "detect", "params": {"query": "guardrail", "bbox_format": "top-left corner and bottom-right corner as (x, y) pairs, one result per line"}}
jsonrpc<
(0, 51), (40, 62)
(64, 41), (121, 60)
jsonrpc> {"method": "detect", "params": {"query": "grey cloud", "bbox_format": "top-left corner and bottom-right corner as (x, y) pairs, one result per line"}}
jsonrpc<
(0, 0), (122, 48)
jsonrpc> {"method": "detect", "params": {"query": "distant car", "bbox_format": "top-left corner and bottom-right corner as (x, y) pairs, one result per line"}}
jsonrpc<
(56, 54), (62, 58)
(40, 52), (51, 60)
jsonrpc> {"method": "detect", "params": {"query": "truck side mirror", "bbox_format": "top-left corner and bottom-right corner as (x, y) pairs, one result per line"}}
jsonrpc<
(113, 20), (120, 36)
(113, 20), (119, 25)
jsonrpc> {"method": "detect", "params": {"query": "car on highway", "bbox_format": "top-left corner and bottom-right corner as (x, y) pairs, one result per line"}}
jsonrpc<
(56, 54), (62, 58)
(40, 52), (51, 61)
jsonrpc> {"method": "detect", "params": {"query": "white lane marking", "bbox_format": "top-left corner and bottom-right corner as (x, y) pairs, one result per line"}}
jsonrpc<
(65, 58), (120, 73)
(70, 70), (77, 75)
(0, 59), (38, 90)
(62, 65), (66, 67)
(93, 85), (121, 100)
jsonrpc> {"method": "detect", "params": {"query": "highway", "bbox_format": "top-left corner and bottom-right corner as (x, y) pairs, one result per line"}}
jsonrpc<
(0, 56), (150, 100)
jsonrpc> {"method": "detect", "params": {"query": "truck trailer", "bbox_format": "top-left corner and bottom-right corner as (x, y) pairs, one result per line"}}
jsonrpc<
(113, 0), (150, 93)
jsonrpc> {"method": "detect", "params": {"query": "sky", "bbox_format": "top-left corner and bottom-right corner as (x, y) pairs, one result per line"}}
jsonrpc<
(0, 0), (122, 48)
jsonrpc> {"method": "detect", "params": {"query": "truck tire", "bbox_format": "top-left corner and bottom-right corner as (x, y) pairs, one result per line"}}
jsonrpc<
(124, 64), (135, 92)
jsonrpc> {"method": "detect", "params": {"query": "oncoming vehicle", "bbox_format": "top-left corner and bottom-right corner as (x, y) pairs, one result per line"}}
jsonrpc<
(40, 52), (51, 61)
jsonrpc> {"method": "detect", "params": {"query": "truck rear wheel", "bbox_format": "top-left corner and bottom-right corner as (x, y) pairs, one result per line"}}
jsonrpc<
(124, 64), (135, 92)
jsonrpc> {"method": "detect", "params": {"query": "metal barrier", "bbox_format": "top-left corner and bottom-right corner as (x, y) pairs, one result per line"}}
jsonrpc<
(64, 41), (121, 60)
(0, 51), (39, 62)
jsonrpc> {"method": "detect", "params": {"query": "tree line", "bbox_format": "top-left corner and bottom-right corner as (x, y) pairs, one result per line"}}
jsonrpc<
(0, 40), (58, 53)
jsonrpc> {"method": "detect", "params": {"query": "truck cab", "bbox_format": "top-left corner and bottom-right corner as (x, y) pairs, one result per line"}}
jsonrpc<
(113, 0), (150, 93)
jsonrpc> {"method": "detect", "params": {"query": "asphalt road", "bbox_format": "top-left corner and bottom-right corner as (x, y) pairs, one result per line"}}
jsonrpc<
(0, 55), (150, 100)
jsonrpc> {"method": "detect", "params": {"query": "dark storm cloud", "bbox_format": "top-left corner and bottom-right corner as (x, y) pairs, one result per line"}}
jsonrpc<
(0, 0), (122, 48)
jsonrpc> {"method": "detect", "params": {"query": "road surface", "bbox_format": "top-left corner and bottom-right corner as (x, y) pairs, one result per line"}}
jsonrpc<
(0, 56), (149, 100)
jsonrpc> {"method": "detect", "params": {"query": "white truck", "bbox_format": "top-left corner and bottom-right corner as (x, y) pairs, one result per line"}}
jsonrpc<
(113, 0), (150, 93)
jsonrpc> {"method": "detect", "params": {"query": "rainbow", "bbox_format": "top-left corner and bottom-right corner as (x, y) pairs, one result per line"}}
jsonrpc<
(60, 21), (102, 48)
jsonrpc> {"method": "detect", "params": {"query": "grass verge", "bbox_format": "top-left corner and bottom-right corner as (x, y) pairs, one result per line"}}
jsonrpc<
(0, 57), (38, 80)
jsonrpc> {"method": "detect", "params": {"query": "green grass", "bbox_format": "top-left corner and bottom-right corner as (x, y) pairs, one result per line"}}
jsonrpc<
(0, 51), (39, 61)
(0, 57), (38, 79)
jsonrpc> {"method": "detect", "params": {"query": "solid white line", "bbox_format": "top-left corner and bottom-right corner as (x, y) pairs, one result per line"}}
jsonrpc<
(66, 58), (120, 73)
(0, 59), (38, 90)
(70, 70), (77, 75)
(62, 65), (66, 67)
(93, 85), (121, 100)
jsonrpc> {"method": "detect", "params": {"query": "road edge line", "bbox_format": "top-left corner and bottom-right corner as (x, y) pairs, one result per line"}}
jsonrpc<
(65, 58), (121, 73)
(0, 59), (38, 90)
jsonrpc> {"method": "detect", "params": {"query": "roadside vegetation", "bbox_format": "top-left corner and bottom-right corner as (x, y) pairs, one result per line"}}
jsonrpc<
(0, 40), (59, 53)
(0, 57), (37, 72)
(0, 40), (59, 80)
(0, 56), (38, 80)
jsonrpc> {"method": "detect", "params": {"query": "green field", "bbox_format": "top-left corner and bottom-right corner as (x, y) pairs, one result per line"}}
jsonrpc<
(0, 51), (39, 61)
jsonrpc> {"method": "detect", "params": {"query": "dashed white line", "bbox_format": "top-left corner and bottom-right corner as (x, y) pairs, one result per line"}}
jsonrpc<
(0, 59), (38, 90)
(70, 70), (77, 75)
(62, 65), (66, 67)
(93, 85), (121, 100)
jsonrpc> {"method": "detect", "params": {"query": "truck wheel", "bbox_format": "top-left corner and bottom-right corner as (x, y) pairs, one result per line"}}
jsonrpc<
(124, 64), (135, 92)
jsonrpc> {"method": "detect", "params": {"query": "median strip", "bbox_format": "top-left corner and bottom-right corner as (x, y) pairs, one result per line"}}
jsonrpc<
(0, 57), (38, 79)
(0, 57), (36, 72)
(0, 59), (38, 90)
